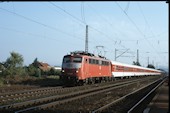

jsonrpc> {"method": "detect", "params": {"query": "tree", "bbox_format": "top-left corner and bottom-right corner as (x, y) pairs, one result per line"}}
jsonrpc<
(5, 52), (23, 68)
(27, 64), (37, 76)
(27, 58), (41, 77)
(32, 58), (39, 68)
(0, 62), (5, 75)
(0, 62), (4, 70)
(3, 51), (24, 76)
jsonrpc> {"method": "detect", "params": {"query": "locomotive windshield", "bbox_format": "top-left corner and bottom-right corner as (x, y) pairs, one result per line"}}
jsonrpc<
(63, 57), (82, 63)
(73, 57), (82, 63)
(63, 57), (71, 63)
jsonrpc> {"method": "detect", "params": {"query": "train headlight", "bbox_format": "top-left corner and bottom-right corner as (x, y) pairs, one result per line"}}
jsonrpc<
(76, 70), (79, 73)
(62, 70), (65, 73)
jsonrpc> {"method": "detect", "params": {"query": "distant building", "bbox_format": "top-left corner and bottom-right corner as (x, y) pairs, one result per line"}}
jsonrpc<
(38, 62), (51, 71)
(53, 66), (61, 71)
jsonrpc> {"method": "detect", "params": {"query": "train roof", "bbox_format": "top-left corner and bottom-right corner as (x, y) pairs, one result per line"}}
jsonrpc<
(111, 60), (161, 72)
(66, 51), (109, 60)
(64, 51), (161, 73)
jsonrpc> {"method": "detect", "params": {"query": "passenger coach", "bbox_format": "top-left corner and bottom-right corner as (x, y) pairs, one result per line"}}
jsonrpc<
(111, 61), (161, 78)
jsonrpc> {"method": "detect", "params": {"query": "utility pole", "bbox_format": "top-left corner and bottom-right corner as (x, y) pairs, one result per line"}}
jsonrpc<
(85, 25), (88, 53)
(148, 57), (149, 65)
(137, 49), (139, 63)
(115, 48), (117, 61)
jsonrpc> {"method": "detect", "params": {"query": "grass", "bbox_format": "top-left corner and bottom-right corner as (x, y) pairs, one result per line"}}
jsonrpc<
(46, 75), (60, 79)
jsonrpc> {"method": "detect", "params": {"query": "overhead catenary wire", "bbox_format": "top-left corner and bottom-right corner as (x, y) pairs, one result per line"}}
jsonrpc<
(86, 3), (137, 57)
(49, 2), (102, 45)
(115, 2), (164, 62)
(0, 7), (86, 41)
(49, 2), (86, 25)
(0, 26), (84, 46)
(0, 2), (167, 67)
(124, 2), (130, 13)
(49, 1), (154, 60)
(86, 3), (167, 45)
(49, 1), (129, 56)
(137, 3), (156, 41)
(49, 2), (119, 45)
(49, 2), (138, 62)
(81, 2), (86, 24)
(0, 5), (102, 49)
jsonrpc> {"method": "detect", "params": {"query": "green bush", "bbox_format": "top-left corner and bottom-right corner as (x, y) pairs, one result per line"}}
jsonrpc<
(0, 77), (4, 86)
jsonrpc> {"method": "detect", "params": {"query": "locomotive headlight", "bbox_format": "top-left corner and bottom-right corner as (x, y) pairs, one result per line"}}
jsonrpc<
(62, 70), (65, 73)
(76, 70), (79, 73)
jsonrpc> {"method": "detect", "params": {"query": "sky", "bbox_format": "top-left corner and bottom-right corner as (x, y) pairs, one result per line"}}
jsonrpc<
(0, 1), (168, 71)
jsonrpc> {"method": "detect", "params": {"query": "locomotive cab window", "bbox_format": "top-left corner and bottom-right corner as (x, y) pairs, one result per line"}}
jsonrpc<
(73, 57), (82, 63)
(63, 57), (71, 63)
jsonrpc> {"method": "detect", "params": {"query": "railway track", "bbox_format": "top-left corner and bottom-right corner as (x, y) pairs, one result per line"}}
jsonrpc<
(92, 76), (166, 113)
(0, 86), (62, 105)
(0, 76), (160, 113)
(0, 77), (149, 106)
(0, 82), (105, 105)
(127, 77), (167, 113)
(0, 85), (39, 94)
(0, 80), (118, 106)
(49, 76), (161, 113)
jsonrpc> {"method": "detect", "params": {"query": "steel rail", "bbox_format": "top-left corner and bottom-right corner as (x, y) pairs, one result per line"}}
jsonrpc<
(127, 77), (166, 113)
(92, 77), (164, 113)
(0, 83), (95, 104)
(0, 86), (62, 101)
(14, 78), (151, 113)
(12, 80), (142, 113)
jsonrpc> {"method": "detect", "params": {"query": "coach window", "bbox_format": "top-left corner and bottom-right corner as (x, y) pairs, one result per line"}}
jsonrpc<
(116, 66), (119, 70)
(115, 66), (117, 70)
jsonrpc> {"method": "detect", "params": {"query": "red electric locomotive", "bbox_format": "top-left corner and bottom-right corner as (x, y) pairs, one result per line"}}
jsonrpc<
(61, 51), (112, 85)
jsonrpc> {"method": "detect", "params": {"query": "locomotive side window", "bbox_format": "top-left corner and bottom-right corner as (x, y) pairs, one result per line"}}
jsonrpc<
(88, 59), (109, 65)
(92, 59), (95, 64)
(89, 59), (92, 64)
(99, 60), (102, 65)
(124, 67), (129, 71)
(106, 62), (109, 66)
(96, 60), (99, 64)
(101, 61), (109, 66)
(89, 58), (94, 64)
(102, 61), (104, 65)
